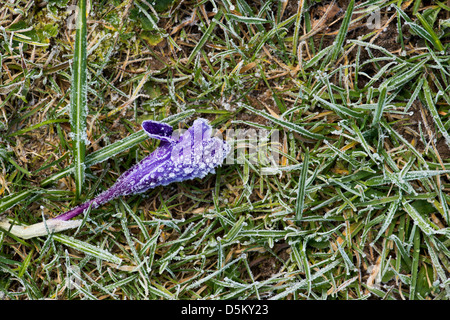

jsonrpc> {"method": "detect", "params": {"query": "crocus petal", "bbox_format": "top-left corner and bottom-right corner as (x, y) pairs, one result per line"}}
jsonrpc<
(142, 120), (175, 145)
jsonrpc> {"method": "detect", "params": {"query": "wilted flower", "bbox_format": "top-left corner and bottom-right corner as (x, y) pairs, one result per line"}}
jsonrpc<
(1, 118), (230, 238)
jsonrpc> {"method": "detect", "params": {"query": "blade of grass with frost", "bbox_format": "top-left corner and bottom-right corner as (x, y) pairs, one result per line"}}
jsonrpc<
(402, 199), (436, 235)
(423, 77), (450, 146)
(349, 122), (382, 165)
(295, 149), (309, 222)
(438, 187), (449, 224)
(269, 259), (341, 300)
(424, 237), (450, 295)
(349, 39), (402, 62)
(291, 241), (311, 296)
(187, 10), (223, 66)
(372, 200), (399, 244)
(405, 77), (424, 112)
(380, 120), (427, 165)
(0, 189), (34, 214)
(360, 61), (397, 90)
(413, 13), (444, 52)
(372, 85), (387, 126)
(304, 46), (332, 69)
(54, 234), (122, 264)
(365, 169), (450, 187)
(292, 0), (305, 58)
(251, 26), (288, 61)
(328, 0), (354, 63)
(323, 140), (360, 167)
(313, 94), (361, 119)
(383, 59), (428, 91)
(235, 0), (265, 35)
(224, 215), (246, 242)
(8, 119), (69, 137)
(242, 103), (325, 140)
(409, 229), (421, 300)
(425, 237), (450, 296)
(225, 13), (270, 24)
(70, 0), (88, 199)
(185, 254), (246, 291)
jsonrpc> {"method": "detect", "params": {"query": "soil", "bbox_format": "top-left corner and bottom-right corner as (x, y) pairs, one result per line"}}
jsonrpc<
(247, 242), (290, 280)
(395, 101), (450, 160)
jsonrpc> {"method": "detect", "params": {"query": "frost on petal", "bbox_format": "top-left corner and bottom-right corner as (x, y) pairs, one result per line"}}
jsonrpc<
(142, 120), (175, 146)
(171, 129), (192, 166)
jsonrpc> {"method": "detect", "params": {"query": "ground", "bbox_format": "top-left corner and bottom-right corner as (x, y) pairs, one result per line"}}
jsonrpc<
(0, 0), (450, 300)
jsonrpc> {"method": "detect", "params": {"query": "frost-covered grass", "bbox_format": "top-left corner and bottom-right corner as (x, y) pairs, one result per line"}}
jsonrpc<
(1, 0), (450, 300)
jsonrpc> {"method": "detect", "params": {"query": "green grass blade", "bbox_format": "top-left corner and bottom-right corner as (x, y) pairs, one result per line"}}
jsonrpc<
(291, 241), (311, 296)
(372, 85), (387, 126)
(373, 200), (399, 244)
(383, 59), (427, 91)
(54, 234), (122, 264)
(225, 13), (270, 24)
(187, 10), (223, 66)
(8, 119), (69, 137)
(409, 227), (421, 300)
(412, 13), (444, 52)
(402, 199), (436, 235)
(292, 0), (305, 58)
(328, 0), (355, 63)
(314, 94), (362, 119)
(295, 149), (309, 222)
(0, 190), (35, 214)
(423, 77), (450, 146)
(269, 259), (341, 300)
(424, 237), (450, 297)
(242, 103), (325, 140)
(304, 46), (332, 69)
(70, 0), (88, 199)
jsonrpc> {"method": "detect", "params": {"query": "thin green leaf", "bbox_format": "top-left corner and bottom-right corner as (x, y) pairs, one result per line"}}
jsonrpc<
(412, 13), (444, 51)
(225, 13), (270, 24)
(8, 119), (69, 137)
(314, 94), (362, 119)
(53, 234), (122, 264)
(70, 0), (88, 199)
(187, 10), (223, 66)
(295, 149), (309, 222)
(328, 0), (355, 63)
(242, 103), (325, 140)
(402, 199), (436, 235)
(409, 228), (421, 299)
(372, 85), (387, 126)
(423, 77), (450, 146)
(0, 190), (35, 214)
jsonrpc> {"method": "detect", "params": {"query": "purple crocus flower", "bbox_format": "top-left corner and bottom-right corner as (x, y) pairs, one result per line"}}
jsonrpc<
(56, 118), (231, 221)
(0, 119), (230, 239)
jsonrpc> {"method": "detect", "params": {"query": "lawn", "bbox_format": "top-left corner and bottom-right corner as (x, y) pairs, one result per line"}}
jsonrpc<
(0, 0), (450, 300)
